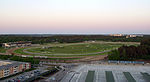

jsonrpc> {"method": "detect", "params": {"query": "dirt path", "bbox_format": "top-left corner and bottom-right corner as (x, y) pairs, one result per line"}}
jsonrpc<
(6, 47), (21, 55)
(70, 54), (108, 62)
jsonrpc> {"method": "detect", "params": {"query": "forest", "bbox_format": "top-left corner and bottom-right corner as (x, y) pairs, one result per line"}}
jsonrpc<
(108, 38), (150, 60)
(0, 34), (146, 45)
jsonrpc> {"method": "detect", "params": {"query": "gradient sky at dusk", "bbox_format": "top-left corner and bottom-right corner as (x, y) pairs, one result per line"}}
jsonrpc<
(0, 0), (150, 34)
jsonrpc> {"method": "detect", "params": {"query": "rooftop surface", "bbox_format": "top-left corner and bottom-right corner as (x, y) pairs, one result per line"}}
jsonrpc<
(61, 64), (150, 82)
(0, 60), (27, 70)
(0, 61), (12, 66)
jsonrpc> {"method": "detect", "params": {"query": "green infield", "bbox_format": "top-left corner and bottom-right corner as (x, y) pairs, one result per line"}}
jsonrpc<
(14, 48), (30, 55)
(26, 43), (121, 54)
(13, 42), (139, 57)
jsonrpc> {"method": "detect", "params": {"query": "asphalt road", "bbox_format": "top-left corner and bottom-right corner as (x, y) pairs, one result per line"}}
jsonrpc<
(39, 63), (78, 82)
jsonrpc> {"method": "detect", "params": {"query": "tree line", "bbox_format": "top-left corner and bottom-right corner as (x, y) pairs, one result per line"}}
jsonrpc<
(0, 35), (145, 45)
(108, 38), (150, 60)
(0, 55), (39, 64)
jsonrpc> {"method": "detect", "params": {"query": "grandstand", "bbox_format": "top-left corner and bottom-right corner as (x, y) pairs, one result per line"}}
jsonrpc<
(61, 64), (150, 82)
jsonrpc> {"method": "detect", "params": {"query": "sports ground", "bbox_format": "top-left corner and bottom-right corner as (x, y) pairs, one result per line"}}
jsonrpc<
(13, 41), (139, 57)
(5, 41), (139, 62)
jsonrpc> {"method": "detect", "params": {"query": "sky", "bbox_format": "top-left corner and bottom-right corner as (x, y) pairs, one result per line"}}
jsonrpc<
(0, 0), (150, 34)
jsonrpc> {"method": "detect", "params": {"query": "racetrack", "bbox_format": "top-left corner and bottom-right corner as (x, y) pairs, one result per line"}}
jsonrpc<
(17, 41), (139, 56)
(3, 41), (139, 62)
(23, 47), (111, 56)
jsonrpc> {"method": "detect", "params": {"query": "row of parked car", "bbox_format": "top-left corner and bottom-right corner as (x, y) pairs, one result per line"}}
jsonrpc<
(6, 70), (41, 82)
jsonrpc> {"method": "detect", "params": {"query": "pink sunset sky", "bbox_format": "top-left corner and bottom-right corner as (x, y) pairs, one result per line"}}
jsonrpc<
(0, 0), (150, 34)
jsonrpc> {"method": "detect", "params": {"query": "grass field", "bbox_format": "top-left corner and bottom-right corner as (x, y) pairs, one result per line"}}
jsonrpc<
(14, 41), (140, 57)
(0, 47), (7, 53)
(39, 52), (109, 57)
(14, 48), (30, 55)
(27, 43), (120, 54)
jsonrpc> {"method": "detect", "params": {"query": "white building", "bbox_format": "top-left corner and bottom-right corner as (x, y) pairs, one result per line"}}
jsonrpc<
(2, 41), (32, 48)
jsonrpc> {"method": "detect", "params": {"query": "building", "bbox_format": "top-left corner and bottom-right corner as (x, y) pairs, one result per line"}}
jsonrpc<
(2, 41), (32, 48)
(110, 34), (124, 37)
(126, 35), (137, 38)
(0, 60), (31, 79)
(110, 34), (143, 38)
(61, 64), (150, 82)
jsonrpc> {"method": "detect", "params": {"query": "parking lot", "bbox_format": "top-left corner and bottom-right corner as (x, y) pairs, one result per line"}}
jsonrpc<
(1, 67), (49, 82)
(60, 64), (150, 82)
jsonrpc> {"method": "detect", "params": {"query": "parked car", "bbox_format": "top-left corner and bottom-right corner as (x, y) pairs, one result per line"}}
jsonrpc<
(25, 75), (29, 79)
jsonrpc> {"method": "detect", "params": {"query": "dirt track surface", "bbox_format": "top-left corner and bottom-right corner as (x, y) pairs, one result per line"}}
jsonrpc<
(6, 48), (20, 54)
(70, 54), (108, 62)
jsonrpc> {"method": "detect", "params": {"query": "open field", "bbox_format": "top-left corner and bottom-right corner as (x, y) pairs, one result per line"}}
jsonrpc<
(14, 48), (30, 55)
(0, 47), (8, 53)
(13, 41), (139, 57)
(26, 43), (119, 54)
(61, 64), (150, 82)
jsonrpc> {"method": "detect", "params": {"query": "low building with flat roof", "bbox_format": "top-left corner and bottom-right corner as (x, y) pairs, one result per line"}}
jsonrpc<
(2, 41), (32, 48)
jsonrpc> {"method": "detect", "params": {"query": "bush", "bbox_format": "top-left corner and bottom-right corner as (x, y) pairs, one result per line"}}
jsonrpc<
(108, 39), (150, 60)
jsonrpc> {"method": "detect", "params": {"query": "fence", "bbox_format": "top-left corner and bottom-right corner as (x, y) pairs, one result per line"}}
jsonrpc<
(108, 60), (144, 64)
